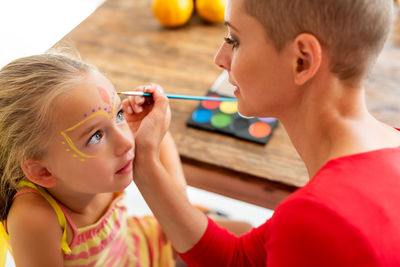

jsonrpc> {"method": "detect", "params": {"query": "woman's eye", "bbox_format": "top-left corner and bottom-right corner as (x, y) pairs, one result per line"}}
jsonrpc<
(224, 36), (239, 49)
(87, 130), (104, 145)
(116, 109), (125, 123)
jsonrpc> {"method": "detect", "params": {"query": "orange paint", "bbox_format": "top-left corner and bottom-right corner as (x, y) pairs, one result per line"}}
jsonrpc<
(97, 87), (111, 105)
(249, 122), (271, 138)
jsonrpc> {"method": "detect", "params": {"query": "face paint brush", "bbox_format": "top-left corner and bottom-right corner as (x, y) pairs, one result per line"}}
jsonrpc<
(117, 91), (237, 102)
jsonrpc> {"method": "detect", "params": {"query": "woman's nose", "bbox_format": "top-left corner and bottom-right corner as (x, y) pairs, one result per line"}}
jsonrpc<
(214, 42), (231, 71)
(114, 126), (134, 156)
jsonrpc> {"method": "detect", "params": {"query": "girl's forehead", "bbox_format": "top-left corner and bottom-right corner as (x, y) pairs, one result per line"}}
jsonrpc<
(55, 80), (118, 129)
(68, 83), (117, 111)
(74, 72), (116, 106)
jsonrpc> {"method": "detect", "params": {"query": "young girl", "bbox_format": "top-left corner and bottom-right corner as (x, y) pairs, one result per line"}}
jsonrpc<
(0, 52), (186, 266)
(125, 0), (400, 265)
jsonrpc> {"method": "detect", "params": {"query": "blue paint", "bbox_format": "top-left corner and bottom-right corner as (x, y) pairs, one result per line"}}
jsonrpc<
(192, 108), (212, 123)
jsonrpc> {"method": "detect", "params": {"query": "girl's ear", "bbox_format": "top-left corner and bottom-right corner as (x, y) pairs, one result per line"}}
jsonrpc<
(20, 159), (57, 188)
(291, 33), (322, 85)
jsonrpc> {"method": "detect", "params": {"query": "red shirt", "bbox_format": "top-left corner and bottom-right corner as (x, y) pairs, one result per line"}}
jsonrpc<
(180, 146), (400, 266)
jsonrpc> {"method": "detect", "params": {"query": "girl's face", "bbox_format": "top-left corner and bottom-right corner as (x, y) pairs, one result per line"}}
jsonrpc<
(214, 0), (295, 118)
(44, 71), (134, 195)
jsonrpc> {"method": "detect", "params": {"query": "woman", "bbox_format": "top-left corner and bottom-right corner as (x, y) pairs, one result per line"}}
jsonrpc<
(124, 0), (400, 265)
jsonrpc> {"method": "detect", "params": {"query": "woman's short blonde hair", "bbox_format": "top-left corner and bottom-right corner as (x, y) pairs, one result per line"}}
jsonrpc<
(244, 0), (393, 81)
(0, 52), (96, 220)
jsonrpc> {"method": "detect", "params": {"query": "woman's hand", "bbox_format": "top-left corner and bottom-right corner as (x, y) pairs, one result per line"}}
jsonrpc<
(122, 83), (171, 159)
(123, 84), (208, 253)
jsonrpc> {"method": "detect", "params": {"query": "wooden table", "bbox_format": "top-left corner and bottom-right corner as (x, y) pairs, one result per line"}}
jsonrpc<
(56, 0), (400, 209)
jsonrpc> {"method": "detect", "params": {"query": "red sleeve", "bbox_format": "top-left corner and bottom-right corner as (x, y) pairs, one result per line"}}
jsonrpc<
(265, 198), (376, 266)
(180, 198), (377, 267)
(179, 216), (269, 267)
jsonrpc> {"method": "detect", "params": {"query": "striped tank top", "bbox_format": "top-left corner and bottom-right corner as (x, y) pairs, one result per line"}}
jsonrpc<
(4, 181), (175, 267)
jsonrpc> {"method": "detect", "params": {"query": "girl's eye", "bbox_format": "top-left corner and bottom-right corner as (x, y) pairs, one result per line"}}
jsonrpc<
(224, 36), (239, 49)
(116, 109), (125, 123)
(87, 130), (104, 145)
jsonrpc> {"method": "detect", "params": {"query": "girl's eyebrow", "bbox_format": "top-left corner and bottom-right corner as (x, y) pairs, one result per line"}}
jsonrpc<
(76, 95), (123, 140)
(224, 21), (239, 32)
(79, 120), (103, 140)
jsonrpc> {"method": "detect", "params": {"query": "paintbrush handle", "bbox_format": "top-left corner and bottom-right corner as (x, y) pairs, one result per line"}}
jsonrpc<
(118, 91), (237, 102)
(164, 93), (236, 102)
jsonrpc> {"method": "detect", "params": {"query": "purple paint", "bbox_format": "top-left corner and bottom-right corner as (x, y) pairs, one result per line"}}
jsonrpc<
(258, 117), (278, 123)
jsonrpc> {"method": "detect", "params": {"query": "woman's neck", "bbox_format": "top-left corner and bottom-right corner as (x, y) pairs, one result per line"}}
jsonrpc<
(279, 76), (400, 179)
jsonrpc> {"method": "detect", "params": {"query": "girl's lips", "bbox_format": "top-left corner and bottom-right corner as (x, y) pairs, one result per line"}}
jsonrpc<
(116, 159), (133, 175)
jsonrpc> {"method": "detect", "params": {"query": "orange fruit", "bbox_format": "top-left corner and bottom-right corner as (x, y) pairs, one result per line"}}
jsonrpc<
(152, 0), (194, 28)
(195, 0), (226, 24)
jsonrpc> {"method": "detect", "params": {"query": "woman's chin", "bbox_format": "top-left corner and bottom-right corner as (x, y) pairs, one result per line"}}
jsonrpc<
(237, 108), (255, 119)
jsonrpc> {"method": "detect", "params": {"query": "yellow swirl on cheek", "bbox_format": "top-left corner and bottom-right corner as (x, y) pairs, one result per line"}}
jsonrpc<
(60, 111), (110, 161)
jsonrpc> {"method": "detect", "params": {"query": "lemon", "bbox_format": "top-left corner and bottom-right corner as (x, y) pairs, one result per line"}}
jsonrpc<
(152, 0), (194, 28)
(195, 0), (226, 24)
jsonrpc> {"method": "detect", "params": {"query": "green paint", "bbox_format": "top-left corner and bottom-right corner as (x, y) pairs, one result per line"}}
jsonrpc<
(211, 113), (231, 128)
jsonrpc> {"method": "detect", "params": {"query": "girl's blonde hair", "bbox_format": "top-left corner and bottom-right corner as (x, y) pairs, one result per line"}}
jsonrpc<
(0, 52), (95, 220)
(244, 0), (393, 81)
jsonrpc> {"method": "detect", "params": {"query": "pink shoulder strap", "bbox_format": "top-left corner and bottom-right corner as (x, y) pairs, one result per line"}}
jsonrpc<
(12, 188), (40, 200)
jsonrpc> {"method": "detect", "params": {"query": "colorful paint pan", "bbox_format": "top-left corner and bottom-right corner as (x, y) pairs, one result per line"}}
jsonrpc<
(187, 91), (278, 144)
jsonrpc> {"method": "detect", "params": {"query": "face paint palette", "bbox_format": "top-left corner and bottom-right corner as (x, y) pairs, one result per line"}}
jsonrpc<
(186, 91), (278, 145)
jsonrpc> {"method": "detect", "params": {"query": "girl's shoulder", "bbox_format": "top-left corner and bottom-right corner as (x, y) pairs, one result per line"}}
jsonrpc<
(6, 191), (64, 264)
(7, 191), (61, 237)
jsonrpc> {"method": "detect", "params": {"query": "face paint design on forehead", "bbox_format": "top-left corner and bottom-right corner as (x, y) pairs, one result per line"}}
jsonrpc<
(97, 86), (117, 117)
(60, 87), (118, 162)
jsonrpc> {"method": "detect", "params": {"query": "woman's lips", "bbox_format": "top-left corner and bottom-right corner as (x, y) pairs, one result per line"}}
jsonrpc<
(233, 86), (240, 96)
(116, 159), (133, 175)
(228, 79), (240, 96)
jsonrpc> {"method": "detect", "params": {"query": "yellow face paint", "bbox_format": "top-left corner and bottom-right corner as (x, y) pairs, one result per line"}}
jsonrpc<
(60, 87), (118, 162)
(96, 87), (117, 119)
(60, 111), (110, 160)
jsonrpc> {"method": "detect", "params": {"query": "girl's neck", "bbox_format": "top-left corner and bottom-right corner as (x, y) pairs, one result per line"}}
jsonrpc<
(279, 77), (400, 179)
(46, 188), (114, 227)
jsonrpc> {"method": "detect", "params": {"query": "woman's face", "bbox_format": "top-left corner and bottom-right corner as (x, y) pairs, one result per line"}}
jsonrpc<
(214, 0), (295, 118)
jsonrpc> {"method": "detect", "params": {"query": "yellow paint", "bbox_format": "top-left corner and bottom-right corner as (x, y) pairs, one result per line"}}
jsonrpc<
(219, 101), (238, 114)
(112, 92), (117, 118)
(60, 110), (110, 159)
(60, 89), (118, 161)
(63, 110), (110, 133)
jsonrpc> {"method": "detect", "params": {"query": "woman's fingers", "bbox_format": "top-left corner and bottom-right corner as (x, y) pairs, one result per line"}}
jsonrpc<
(122, 98), (133, 115)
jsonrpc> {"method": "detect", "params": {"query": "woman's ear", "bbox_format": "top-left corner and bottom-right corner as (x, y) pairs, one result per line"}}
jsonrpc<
(20, 159), (57, 188)
(292, 33), (322, 85)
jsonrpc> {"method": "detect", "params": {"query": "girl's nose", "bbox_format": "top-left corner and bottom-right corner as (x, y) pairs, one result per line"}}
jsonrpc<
(214, 42), (231, 71)
(114, 126), (134, 156)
